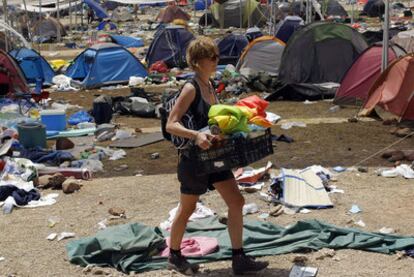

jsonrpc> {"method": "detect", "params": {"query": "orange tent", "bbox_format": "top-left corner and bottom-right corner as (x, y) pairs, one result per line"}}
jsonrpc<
(359, 54), (414, 120)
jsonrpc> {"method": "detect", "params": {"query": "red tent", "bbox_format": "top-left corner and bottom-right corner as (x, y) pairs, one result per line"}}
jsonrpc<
(334, 43), (405, 105)
(0, 49), (30, 96)
(156, 6), (191, 23)
(359, 54), (414, 120)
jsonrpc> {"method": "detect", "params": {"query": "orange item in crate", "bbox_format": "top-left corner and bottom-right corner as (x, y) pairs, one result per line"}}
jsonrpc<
(236, 95), (269, 117)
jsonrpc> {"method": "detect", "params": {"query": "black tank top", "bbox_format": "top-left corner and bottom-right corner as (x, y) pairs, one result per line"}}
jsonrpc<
(185, 78), (217, 131)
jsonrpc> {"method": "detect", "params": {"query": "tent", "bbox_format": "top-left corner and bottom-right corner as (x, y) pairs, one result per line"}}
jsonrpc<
(274, 15), (304, 43)
(9, 48), (56, 86)
(32, 17), (66, 43)
(83, 0), (109, 19)
(0, 50), (30, 96)
(391, 29), (414, 53)
(361, 0), (384, 17)
(279, 22), (368, 85)
(334, 43), (406, 106)
(156, 6), (191, 23)
(359, 54), (414, 120)
(362, 27), (404, 45)
(146, 26), (194, 68)
(209, 0), (268, 28)
(216, 33), (248, 66)
(325, 0), (348, 17)
(97, 20), (117, 31)
(112, 6), (134, 22)
(236, 36), (285, 76)
(65, 43), (147, 89)
(195, 0), (211, 11)
(0, 20), (30, 50)
(110, 35), (144, 48)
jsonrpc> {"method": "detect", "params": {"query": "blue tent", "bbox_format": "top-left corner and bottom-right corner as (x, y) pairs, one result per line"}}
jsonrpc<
(97, 21), (117, 31)
(275, 16), (304, 43)
(83, 0), (109, 19)
(110, 35), (144, 48)
(216, 33), (248, 65)
(195, 0), (211, 11)
(66, 43), (147, 89)
(146, 26), (194, 68)
(9, 48), (55, 86)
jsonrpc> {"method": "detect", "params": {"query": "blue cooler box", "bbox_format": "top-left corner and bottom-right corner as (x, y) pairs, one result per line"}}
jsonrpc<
(40, 110), (66, 131)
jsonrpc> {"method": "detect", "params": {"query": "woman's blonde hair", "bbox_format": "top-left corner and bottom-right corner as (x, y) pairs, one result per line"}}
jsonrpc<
(186, 36), (219, 70)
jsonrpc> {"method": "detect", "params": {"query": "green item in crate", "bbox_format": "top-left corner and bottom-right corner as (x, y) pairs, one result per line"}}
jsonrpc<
(208, 104), (250, 134)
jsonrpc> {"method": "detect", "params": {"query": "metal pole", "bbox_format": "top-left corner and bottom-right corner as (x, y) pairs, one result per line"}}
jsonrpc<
(69, 0), (72, 34)
(381, 0), (389, 72)
(57, 0), (60, 21)
(56, 1), (61, 42)
(247, 0), (250, 28)
(268, 0), (272, 35)
(351, 1), (354, 24)
(81, 3), (84, 28)
(22, 0), (32, 41)
(204, 0), (207, 28)
(2, 0), (8, 52)
(39, 0), (42, 21)
(193, 0), (196, 23)
(239, 0), (243, 28)
(75, 0), (78, 30)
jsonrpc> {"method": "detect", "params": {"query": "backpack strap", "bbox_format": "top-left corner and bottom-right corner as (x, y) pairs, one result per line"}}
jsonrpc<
(185, 77), (202, 114)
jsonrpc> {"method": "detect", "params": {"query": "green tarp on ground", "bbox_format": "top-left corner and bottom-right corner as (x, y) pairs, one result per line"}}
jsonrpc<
(66, 217), (414, 273)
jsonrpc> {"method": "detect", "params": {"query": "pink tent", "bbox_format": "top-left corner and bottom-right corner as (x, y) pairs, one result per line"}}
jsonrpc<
(359, 54), (414, 120)
(334, 43), (405, 105)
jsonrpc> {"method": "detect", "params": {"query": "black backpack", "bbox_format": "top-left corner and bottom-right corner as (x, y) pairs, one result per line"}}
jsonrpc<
(160, 79), (204, 149)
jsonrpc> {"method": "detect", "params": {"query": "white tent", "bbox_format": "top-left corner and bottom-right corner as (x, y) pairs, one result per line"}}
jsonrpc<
(236, 36), (285, 76)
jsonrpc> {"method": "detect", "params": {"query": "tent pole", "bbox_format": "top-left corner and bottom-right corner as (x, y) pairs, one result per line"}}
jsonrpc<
(39, 0), (42, 21)
(2, 0), (8, 52)
(381, 0), (389, 72)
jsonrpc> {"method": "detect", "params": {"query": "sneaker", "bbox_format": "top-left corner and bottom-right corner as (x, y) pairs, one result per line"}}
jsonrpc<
(232, 254), (269, 275)
(167, 253), (199, 275)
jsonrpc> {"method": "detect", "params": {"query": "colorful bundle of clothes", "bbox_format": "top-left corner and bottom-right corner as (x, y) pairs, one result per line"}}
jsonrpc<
(208, 95), (272, 134)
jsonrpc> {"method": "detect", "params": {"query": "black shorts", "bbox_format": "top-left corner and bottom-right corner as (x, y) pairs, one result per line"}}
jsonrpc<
(177, 154), (234, 195)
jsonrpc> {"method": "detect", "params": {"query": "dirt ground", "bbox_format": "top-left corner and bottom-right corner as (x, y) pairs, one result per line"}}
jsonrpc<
(1, 87), (413, 277)
(51, 88), (413, 178)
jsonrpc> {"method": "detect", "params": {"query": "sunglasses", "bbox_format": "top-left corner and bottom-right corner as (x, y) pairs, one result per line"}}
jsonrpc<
(208, 54), (219, 61)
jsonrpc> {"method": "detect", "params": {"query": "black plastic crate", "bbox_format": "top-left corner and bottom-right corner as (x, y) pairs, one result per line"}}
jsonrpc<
(190, 128), (273, 175)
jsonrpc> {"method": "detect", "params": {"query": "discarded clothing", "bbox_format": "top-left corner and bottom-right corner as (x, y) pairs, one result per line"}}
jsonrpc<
(159, 237), (218, 257)
(380, 164), (414, 179)
(0, 185), (40, 205)
(66, 217), (414, 273)
(20, 148), (74, 166)
(68, 110), (93, 126)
